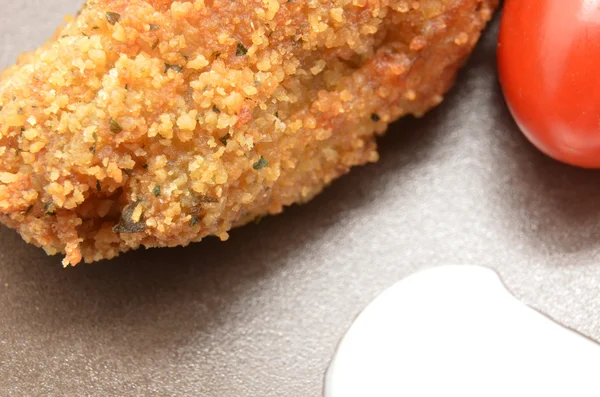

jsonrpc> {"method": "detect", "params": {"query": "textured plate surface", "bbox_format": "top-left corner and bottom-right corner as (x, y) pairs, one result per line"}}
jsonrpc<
(2, 2), (600, 396)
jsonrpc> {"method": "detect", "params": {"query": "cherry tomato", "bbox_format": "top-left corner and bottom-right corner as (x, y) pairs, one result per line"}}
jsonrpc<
(498, 0), (600, 168)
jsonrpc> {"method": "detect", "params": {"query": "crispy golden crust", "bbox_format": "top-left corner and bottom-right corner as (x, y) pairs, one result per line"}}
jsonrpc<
(0, 0), (497, 265)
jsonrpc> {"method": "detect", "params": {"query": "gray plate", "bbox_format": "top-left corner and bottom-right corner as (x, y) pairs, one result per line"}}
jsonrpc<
(1, 2), (600, 396)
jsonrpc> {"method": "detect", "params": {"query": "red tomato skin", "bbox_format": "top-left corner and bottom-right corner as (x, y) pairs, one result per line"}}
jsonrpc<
(498, 0), (600, 168)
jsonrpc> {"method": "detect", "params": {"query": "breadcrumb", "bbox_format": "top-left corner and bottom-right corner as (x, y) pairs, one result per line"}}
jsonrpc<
(0, 0), (497, 265)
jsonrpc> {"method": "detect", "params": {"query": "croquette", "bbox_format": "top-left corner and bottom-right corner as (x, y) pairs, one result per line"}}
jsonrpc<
(0, 0), (497, 265)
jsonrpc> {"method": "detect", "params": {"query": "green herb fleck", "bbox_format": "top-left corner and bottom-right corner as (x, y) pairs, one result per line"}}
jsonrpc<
(23, 205), (33, 215)
(219, 133), (231, 145)
(142, 164), (149, 170)
(92, 26), (100, 30)
(96, 180), (102, 192)
(253, 156), (269, 171)
(113, 203), (145, 233)
(274, 111), (279, 119)
(44, 201), (56, 216)
(212, 105), (220, 114)
(199, 196), (219, 203)
(152, 185), (161, 197)
(190, 215), (200, 227)
(90, 131), (98, 154)
(371, 113), (380, 122)
(109, 118), (122, 134)
(236, 42), (248, 56)
(164, 63), (184, 73)
(106, 11), (121, 25)
(124, 84), (129, 90)
(149, 23), (160, 31)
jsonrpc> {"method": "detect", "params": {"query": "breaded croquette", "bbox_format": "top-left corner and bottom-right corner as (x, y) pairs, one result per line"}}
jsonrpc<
(0, 0), (497, 265)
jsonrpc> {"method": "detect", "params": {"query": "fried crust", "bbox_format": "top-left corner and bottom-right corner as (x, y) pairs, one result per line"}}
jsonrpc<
(0, 0), (498, 265)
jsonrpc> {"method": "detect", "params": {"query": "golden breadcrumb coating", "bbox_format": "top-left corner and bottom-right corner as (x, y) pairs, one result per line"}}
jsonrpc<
(0, 0), (497, 265)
